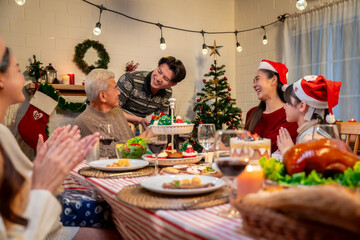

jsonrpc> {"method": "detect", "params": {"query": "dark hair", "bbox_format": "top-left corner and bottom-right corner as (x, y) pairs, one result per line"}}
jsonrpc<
(0, 145), (28, 226)
(0, 47), (10, 73)
(158, 56), (186, 83)
(284, 84), (328, 123)
(245, 69), (285, 132)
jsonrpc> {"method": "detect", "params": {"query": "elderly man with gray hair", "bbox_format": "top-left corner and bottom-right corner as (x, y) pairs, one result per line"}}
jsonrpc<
(74, 68), (136, 158)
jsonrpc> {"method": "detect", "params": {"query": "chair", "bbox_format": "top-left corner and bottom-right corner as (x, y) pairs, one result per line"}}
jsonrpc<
(336, 122), (360, 155)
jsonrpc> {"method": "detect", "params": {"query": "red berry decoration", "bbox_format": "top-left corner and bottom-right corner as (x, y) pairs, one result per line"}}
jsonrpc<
(227, 97), (231, 100)
(231, 126), (236, 129)
(202, 79), (206, 83)
(210, 67), (214, 71)
(199, 121), (203, 124)
(228, 88), (231, 91)
(197, 98), (200, 102)
(224, 77), (227, 80)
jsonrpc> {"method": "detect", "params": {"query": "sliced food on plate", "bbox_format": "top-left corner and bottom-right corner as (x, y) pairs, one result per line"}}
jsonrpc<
(162, 176), (215, 189)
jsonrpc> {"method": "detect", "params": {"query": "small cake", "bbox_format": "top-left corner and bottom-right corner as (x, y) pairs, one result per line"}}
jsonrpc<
(158, 151), (168, 159)
(167, 151), (183, 158)
(182, 144), (197, 158)
(174, 116), (185, 124)
(230, 132), (270, 160)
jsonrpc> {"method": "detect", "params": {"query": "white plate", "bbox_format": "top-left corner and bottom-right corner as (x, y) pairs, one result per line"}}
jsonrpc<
(140, 174), (225, 195)
(142, 153), (205, 166)
(89, 159), (149, 172)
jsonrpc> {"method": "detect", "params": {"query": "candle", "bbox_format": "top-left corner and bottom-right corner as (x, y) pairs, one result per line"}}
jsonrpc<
(62, 75), (70, 85)
(348, 118), (357, 122)
(68, 73), (75, 85)
(236, 164), (264, 200)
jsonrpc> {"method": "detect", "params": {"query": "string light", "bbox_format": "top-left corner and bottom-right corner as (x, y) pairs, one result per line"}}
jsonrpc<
(234, 31), (242, 52)
(201, 31), (208, 55)
(158, 24), (167, 50)
(93, 5), (103, 36)
(296, 0), (308, 11)
(83, 0), (287, 50)
(261, 26), (268, 45)
(15, 0), (26, 5)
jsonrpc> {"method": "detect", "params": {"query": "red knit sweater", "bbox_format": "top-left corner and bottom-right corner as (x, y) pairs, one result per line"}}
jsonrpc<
(245, 106), (298, 153)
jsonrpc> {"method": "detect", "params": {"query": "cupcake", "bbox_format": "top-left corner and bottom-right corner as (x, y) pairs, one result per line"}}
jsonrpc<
(182, 145), (197, 158)
(158, 151), (168, 159)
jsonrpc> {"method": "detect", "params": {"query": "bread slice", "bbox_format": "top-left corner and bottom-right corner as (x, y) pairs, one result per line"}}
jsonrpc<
(242, 184), (360, 234)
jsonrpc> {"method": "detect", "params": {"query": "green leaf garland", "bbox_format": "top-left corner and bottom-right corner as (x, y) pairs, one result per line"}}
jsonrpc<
(73, 39), (110, 74)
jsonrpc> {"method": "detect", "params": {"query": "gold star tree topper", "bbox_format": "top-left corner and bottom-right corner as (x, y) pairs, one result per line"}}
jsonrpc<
(207, 40), (223, 61)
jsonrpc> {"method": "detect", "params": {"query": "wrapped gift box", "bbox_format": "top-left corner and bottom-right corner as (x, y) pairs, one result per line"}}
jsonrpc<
(56, 190), (112, 228)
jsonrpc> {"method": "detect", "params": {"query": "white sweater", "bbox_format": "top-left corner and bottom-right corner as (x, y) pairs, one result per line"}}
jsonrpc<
(0, 124), (78, 240)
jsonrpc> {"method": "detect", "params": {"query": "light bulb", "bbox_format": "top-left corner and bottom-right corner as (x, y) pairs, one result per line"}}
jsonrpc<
(296, 0), (307, 11)
(15, 0), (25, 5)
(160, 37), (166, 50)
(262, 35), (268, 45)
(236, 42), (242, 52)
(202, 44), (208, 55)
(93, 22), (101, 36)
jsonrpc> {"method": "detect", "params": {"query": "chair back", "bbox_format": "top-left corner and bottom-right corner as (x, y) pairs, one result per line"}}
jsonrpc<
(336, 122), (360, 155)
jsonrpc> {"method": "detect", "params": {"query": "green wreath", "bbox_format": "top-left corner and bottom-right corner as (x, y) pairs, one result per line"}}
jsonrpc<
(73, 39), (110, 74)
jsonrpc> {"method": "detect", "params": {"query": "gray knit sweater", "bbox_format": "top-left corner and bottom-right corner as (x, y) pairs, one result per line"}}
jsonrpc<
(74, 105), (134, 158)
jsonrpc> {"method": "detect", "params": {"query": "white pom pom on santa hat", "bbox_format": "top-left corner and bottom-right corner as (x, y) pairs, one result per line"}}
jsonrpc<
(292, 75), (341, 123)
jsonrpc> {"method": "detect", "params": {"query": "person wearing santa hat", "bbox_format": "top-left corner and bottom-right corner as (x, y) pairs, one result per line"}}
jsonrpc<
(277, 75), (342, 155)
(245, 60), (298, 153)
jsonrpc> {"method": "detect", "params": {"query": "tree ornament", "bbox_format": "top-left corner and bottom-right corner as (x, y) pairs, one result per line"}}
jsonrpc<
(200, 106), (203, 110)
(210, 67), (214, 71)
(231, 126), (236, 130)
(207, 110), (212, 115)
(202, 79), (206, 83)
(226, 122), (230, 125)
(210, 78), (219, 85)
(217, 110), (222, 116)
(230, 119), (233, 122)
(194, 115), (199, 120)
(228, 88), (231, 91)
(199, 121), (203, 124)
(193, 108), (196, 112)
(197, 98), (201, 102)
(227, 97), (231, 100)
(239, 113), (242, 117)
(224, 77), (227, 80)
(73, 39), (110, 74)
(226, 83), (230, 88)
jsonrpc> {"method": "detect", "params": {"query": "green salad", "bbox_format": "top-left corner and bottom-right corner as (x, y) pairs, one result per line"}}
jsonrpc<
(116, 137), (147, 159)
(259, 157), (360, 188)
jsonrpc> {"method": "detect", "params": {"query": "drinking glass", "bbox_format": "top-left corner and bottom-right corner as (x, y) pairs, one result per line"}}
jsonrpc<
(145, 126), (168, 175)
(214, 129), (249, 218)
(311, 123), (340, 140)
(98, 124), (115, 159)
(198, 124), (216, 163)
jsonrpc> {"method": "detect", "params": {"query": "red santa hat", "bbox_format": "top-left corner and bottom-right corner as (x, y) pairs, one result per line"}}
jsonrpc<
(293, 75), (341, 123)
(258, 60), (288, 86)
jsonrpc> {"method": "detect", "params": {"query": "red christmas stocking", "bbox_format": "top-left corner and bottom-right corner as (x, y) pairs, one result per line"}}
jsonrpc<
(18, 91), (58, 149)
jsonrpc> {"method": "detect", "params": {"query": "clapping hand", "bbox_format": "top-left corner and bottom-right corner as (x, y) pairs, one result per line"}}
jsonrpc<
(277, 127), (294, 155)
(32, 125), (99, 193)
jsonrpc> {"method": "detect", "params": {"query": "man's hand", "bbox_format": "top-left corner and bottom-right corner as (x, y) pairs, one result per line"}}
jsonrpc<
(139, 118), (150, 130)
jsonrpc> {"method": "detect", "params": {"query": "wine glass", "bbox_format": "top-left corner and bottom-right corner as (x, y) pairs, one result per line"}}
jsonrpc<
(198, 124), (216, 163)
(311, 123), (340, 140)
(98, 124), (115, 159)
(145, 126), (168, 175)
(214, 129), (250, 218)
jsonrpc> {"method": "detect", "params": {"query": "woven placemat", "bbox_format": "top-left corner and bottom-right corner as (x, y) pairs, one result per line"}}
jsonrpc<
(116, 184), (229, 210)
(78, 167), (155, 178)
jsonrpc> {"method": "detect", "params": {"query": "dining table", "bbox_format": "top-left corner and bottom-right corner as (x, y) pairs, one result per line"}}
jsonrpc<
(63, 160), (253, 240)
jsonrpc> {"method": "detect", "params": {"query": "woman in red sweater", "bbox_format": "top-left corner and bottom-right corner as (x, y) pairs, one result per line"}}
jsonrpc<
(245, 60), (298, 153)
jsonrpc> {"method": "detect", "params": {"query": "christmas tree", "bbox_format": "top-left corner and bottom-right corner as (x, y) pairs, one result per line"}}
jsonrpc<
(190, 41), (243, 152)
(27, 55), (46, 82)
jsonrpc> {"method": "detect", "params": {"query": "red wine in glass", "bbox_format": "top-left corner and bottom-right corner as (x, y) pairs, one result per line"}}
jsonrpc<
(147, 141), (167, 155)
(216, 158), (248, 177)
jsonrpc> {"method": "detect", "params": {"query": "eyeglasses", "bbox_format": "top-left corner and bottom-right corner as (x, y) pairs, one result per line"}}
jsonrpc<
(0, 47), (10, 73)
